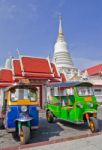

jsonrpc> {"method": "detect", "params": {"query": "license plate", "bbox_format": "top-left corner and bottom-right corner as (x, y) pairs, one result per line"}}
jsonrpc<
(84, 97), (92, 102)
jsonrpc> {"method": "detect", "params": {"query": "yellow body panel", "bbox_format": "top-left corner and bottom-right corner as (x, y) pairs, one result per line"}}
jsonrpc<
(7, 99), (39, 105)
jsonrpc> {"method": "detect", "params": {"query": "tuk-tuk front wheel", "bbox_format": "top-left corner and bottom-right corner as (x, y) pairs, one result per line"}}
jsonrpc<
(46, 111), (54, 123)
(19, 125), (30, 144)
(89, 117), (99, 133)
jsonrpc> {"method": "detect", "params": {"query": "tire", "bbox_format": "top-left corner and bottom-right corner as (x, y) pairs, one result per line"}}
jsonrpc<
(0, 118), (4, 129)
(89, 117), (99, 133)
(46, 111), (54, 123)
(19, 125), (30, 144)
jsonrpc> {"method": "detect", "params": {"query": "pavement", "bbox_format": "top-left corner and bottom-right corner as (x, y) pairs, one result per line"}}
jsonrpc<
(22, 134), (102, 150)
(0, 106), (102, 150)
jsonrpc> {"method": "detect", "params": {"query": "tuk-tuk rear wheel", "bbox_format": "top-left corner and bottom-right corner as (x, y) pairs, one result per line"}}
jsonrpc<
(89, 117), (99, 133)
(46, 111), (54, 123)
(20, 125), (30, 144)
(0, 118), (4, 129)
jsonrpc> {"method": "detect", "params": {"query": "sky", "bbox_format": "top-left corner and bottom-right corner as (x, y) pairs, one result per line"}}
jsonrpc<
(0, 0), (102, 70)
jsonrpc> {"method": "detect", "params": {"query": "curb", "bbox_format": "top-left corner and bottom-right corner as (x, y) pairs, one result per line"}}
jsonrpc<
(1, 131), (102, 150)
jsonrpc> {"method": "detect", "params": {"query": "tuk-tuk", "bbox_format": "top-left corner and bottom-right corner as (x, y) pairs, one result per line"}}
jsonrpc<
(0, 84), (39, 144)
(45, 81), (99, 132)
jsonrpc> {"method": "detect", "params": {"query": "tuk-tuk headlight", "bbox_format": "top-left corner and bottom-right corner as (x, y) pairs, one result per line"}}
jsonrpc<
(90, 103), (93, 108)
(76, 103), (83, 109)
(36, 106), (40, 111)
(21, 106), (27, 112)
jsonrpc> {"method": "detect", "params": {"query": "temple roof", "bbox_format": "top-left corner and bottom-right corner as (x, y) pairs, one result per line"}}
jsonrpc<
(82, 64), (102, 76)
(0, 69), (13, 87)
(0, 56), (64, 88)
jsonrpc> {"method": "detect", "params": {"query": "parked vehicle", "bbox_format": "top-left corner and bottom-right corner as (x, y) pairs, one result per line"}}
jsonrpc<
(0, 84), (39, 144)
(45, 81), (99, 132)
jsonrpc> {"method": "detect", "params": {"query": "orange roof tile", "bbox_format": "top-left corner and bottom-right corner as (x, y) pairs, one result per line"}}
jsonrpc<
(0, 69), (13, 83)
(83, 64), (102, 76)
(21, 57), (52, 74)
(0, 56), (62, 87)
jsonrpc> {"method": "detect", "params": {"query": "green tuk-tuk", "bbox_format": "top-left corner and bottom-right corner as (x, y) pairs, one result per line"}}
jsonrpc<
(45, 81), (99, 132)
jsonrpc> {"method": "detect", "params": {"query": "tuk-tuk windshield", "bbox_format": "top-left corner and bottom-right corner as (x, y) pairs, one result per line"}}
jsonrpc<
(77, 86), (93, 96)
(11, 88), (37, 101)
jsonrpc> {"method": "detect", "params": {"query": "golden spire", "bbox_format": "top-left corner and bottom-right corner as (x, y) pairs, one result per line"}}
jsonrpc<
(59, 16), (63, 34)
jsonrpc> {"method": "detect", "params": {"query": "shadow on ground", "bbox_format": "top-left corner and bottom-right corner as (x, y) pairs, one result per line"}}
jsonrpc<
(57, 119), (89, 131)
(29, 110), (102, 144)
(98, 119), (102, 131)
(30, 117), (64, 143)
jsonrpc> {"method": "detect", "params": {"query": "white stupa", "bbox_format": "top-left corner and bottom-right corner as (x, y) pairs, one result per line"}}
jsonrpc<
(53, 16), (77, 79)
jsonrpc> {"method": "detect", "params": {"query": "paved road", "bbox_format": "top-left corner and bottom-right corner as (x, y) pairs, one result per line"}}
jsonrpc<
(24, 134), (102, 150)
(0, 106), (102, 149)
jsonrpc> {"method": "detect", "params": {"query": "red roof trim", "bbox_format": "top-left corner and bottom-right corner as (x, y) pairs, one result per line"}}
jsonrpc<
(23, 72), (54, 79)
(51, 63), (60, 78)
(60, 73), (67, 82)
(0, 83), (13, 88)
(93, 85), (102, 87)
(12, 59), (22, 76)
(82, 64), (102, 76)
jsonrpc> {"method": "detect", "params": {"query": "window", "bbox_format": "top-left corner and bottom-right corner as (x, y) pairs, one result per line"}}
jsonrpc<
(94, 88), (102, 96)
(94, 89), (101, 92)
(77, 87), (93, 96)
(66, 88), (74, 95)
(50, 87), (54, 96)
(29, 89), (38, 101)
(11, 88), (38, 101)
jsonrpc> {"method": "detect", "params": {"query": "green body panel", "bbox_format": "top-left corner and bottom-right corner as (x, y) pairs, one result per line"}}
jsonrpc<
(18, 121), (22, 129)
(61, 107), (69, 120)
(68, 107), (82, 122)
(46, 103), (61, 118)
(45, 86), (98, 123)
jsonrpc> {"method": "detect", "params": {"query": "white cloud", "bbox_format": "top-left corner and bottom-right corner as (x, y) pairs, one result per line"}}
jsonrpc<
(0, 1), (16, 19)
(53, 10), (61, 18)
(52, 0), (67, 18)
(0, 1), (38, 21)
(58, 0), (67, 8)
(27, 3), (38, 21)
(73, 57), (102, 70)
